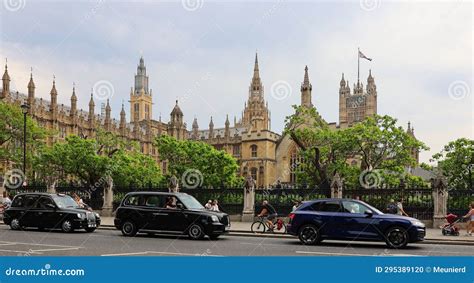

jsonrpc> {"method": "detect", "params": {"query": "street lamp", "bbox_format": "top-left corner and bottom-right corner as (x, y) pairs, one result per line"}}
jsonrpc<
(20, 103), (29, 182)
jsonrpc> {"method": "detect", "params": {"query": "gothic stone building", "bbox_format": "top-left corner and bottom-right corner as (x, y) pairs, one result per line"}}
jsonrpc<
(1, 54), (398, 188)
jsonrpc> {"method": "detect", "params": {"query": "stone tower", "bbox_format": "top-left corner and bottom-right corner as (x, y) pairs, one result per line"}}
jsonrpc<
(242, 53), (270, 131)
(168, 100), (186, 140)
(339, 70), (377, 127)
(130, 56), (153, 122)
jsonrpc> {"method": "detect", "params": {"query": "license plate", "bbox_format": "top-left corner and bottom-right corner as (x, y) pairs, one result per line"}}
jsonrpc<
(88, 224), (96, 228)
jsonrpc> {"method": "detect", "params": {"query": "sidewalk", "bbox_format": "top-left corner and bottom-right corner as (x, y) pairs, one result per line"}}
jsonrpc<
(99, 217), (473, 243)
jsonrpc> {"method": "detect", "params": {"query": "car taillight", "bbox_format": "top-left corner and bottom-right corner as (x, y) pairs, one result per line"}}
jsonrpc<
(288, 213), (295, 223)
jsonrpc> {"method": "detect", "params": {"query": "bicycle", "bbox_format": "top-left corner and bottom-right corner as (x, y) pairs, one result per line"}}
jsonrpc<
(251, 216), (287, 234)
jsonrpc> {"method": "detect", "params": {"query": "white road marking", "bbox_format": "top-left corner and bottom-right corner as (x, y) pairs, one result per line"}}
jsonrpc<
(101, 251), (223, 257)
(0, 249), (43, 254)
(0, 241), (79, 248)
(295, 251), (421, 257)
(30, 247), (82, 252)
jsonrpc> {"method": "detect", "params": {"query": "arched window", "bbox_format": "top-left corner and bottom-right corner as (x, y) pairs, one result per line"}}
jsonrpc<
(251, 144), (258, 157)
(289, 147), (303, 184)
(250, 167), (258, 183)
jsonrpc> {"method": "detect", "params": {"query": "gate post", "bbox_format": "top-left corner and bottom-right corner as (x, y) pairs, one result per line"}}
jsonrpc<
(331, 172), (343, 198)
(101, 177), (114, 217)
(46, 180), (56, 193)
(242, 176), (256, 222)
(431, 176), (448, 228)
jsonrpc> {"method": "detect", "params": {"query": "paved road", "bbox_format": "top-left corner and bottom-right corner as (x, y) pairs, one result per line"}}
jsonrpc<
(0, 226), (472, 256)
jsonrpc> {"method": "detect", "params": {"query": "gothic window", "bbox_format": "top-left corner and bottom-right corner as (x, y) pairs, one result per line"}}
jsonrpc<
(145, 104), (149, 119)
(289, 147), (303, 184)
(134, 103), (139, 118)
(233, 145), (241, 157)
(59, 126), (66, 139)
(251, 144), (258, 157)
(250, 167), (258, 183)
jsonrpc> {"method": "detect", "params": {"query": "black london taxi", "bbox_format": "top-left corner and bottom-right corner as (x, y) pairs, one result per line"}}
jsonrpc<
(3, 193), (101, 232)
(114, 192), (231, 240)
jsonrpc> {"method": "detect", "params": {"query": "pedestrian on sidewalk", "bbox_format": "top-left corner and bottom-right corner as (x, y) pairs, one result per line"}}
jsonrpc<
(2, 191), (12, 210)
(386, 199), (398, 214)
(396, 198), (409, 217)
(462, 202), (474, 236)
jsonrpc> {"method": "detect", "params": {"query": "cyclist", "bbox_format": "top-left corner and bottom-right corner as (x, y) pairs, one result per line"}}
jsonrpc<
(257, 200), (277, 230)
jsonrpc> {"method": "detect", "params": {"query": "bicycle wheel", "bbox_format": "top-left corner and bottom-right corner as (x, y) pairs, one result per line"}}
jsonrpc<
(251, 221), (266, 234)
(273, 220), (287, 234)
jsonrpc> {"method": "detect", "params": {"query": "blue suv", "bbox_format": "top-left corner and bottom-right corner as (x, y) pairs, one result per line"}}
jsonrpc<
(287, 198), (425, 248)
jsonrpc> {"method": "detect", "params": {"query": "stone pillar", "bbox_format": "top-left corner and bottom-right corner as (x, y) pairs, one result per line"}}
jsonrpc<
(101, 177), (114, 217)
(168, 175), (179, 193)
(46, 180), (56, 193)
(242, 176), (256, 222)
(330, 172), (343, 198)
(431, 176), (448, 228)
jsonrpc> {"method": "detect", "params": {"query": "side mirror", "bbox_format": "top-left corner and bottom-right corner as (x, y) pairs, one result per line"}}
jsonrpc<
(364, 209), (373, 217)
(176, 203), (184, 210)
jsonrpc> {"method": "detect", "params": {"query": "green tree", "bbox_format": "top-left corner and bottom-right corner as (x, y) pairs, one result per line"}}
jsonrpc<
(34, 132), (162, 188)
(284, 105), (354, 188)
(432, 138), (474, 189)
(346, 115), (427, 172)
(0, 101), (47, 176)
(155, 135), (241, 188)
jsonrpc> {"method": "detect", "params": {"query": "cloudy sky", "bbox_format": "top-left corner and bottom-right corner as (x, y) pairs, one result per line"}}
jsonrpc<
(0, 0), (472, 163)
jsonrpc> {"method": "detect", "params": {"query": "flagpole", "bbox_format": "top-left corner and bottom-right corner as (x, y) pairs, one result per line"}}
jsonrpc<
(357, 47), (360, 84)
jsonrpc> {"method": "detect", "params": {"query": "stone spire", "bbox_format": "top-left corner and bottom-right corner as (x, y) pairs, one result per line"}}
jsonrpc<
(1, 59), (10, 99)
(224, 114), (230, 138)
(70, 83), (77, 117)
(50, 76), (58, 113)
(88, 92), (95, 124)
(340, 73), (346, 88)
(209, 116), (214, 139)
(300, 65), (312, 107)
(105, 99), (111, 130)
(119, 102), (126, 132)
(366, 69), (376, 95)
(192, 117), (199, 139)
(27, 68), (35, 113)
(249, 52), (263, 94)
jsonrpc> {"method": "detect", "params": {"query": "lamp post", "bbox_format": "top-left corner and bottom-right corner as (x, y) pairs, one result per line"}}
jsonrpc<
(20, 103), (29, 181)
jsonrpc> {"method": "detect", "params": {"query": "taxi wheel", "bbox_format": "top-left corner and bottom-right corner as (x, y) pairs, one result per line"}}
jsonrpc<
(61, 219), (74, 233)
(188, 224), (205, 240)
(121, 221), (137, 237)
(10, 218), (22, 230)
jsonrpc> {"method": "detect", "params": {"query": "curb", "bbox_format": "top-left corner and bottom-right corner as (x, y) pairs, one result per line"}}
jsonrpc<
(97, 225), (474, 245)
(1, 223), (472, 246)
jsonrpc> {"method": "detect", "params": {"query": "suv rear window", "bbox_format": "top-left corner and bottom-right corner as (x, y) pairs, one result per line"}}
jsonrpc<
(305, 201), (342, 212)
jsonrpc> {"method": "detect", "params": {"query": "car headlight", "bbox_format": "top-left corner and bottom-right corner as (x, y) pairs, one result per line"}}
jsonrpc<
(211, 215), (219, 222)
(94, 212), (100, 218)
(77, 213), (86, 219)
(410, 219), (425, 227)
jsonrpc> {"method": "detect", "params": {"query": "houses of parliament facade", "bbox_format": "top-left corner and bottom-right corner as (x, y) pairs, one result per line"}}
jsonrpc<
(1, 54), (382, 188)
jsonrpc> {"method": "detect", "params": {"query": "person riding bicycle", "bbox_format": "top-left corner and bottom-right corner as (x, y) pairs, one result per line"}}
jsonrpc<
(257, 200), (277, 230)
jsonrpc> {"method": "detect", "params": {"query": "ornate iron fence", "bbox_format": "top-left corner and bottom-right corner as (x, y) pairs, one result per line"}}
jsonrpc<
(343, 187), (433, 220)
(254, 188), (329, 216)
(447, 189), (474, 218)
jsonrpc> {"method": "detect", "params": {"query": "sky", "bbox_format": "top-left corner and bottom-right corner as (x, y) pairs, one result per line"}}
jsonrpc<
(0, 0), (472, 164)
